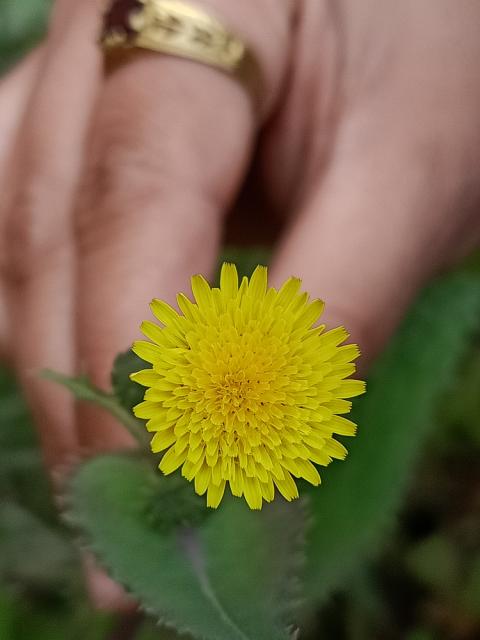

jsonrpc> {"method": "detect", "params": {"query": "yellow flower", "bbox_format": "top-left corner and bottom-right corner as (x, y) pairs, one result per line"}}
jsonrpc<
(131, 263), (365, 510)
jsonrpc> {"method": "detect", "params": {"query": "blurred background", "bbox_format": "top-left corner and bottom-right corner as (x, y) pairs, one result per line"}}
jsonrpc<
(0, 2), (479, 639)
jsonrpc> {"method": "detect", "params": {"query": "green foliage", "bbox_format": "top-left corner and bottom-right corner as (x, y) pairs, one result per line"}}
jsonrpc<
(406, 631), (435, 640)
(112, 349), (147, 411)
(407, 532), (480, 618)
(145, 474), (211, 533)
(219, 248), (271, 281)
(0, 591), (15, 640)
(68, 453), (305, 640)
(441, 346), (480, 447)
(305, 273), (480, 600)
(0, 368), (67, 569)
(135, 623), (186, 640)
(56, 270), (480, 639)
(42, 369), (149, 447)
(2, 230), (480, 638)
(463, 555), (480, 616)
(0, 501), (74, 589)
(0, 0), (52, 74)
(0, 365), (115, 637)
(0, 589), (113, 640)
(406, 534), (461, 594)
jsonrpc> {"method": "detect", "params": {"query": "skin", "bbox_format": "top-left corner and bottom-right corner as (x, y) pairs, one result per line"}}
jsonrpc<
(1, 0), (480, 608)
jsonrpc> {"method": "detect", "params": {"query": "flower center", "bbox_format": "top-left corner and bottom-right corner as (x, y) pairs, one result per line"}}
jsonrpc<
(198, 333), (286, 434)
(217, 371), (255, 409)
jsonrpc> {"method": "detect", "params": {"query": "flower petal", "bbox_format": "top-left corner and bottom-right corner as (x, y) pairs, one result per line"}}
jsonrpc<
(336, 379), (367, 398)
(207, 480), (226, 508)
(220, 262), (239, 300)
(131, 262), (364, 510)
(243, 476), (263, 510)
(274, 471), (299, 501)
(194, 464), (211, 496)
(247, 265), (268, 301)
(132, 340), (162, 364)
(191, 275), (213, 310)
(159, 446), (187, 475)
(130, 368), (161, 387)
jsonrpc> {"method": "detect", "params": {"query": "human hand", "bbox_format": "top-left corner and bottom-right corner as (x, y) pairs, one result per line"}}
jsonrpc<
(1, 0), (480, 607)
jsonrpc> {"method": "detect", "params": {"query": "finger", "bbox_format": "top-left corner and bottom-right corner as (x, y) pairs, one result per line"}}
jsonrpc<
(0, 48), (45, 179)
(270, 117), (459, 365)
(74, 0), (293, 452)
(0, 48), (45, 360)
(2, 0), (102, 472)
(83, 552), (136, 612)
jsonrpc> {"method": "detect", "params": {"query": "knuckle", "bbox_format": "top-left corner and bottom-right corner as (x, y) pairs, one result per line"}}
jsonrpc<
(75, 151), (177, 249)
(79, 135), (168, 215)
(74, 130), (219, 256)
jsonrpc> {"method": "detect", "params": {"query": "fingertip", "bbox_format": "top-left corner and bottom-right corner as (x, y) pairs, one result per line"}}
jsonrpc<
(77, 403), (137, 453)
(84, 553), (137, 612)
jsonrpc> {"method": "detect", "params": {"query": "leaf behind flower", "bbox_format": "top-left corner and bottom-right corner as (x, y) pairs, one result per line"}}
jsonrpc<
(306, 272), (480, 602)
(68, 453), (305, 640)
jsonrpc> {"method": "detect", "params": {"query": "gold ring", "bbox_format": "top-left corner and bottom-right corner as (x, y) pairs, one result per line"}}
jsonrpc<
(101, 0), (263, 108)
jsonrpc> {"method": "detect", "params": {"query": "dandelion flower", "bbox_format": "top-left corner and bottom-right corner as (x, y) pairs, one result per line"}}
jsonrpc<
(131, 263), (365, 510)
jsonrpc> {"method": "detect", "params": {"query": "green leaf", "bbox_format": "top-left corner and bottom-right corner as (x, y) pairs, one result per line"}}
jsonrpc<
(305, 272), (480, 601)
(145, 473), (211, 533)
(0, 367), (36, 450)
(0, 0), (52, 74)
(5, 595), (113, 640)
(111, 349), (147, 411)
(462, 554), (480, 615)
(0, 501), (74, 589)
(136, 620), (187, 640)
(68, 453), (305, 640)
(441, 347), (480, 446)
(0, 367), (43, 481)
(42, 369), (149, 447)
(406, 534), (461, 594)
(0, 591), (15, 640)
(405, 631), (435, 640)
(219, 248), (271, 280)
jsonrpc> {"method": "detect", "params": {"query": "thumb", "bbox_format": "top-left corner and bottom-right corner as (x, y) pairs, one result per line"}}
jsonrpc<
(269, 123), (455, 366)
